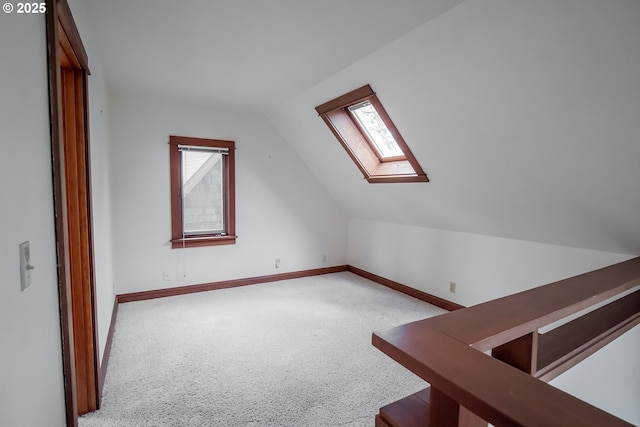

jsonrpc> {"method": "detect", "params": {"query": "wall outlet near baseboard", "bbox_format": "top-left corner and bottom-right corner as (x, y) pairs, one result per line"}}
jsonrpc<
(163, 272), (170, 281)
(322, 254), (327, 263)
(449, 281), (457, 293)
(275, 259), (281, 269)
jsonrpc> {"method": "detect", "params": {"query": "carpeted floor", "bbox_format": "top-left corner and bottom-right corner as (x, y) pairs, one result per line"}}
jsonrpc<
(80, 272), (446, 426)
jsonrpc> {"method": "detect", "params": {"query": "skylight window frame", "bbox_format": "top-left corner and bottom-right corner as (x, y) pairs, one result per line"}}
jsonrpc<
(315, 85), (428, 184)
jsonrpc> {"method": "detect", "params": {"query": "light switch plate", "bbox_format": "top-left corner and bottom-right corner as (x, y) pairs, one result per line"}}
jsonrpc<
(19, 241), (32, 291)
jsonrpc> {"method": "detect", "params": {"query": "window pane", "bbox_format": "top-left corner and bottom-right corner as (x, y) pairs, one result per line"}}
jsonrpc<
(181, 151), (225, 235)
(349, 101), (404, 159)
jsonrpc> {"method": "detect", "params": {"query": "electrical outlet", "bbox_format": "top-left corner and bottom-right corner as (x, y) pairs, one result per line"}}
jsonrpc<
(449, 281), (457, 293)
(163, 272), (170, 281)
(322, 254), (327, 263)
(275, 258), (281, 269)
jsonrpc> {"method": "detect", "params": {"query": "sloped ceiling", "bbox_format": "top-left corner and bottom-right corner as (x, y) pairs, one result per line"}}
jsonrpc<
(84, 0), (465, 111)
(86, 0), (640, 255)
(269, 0), (640, 255)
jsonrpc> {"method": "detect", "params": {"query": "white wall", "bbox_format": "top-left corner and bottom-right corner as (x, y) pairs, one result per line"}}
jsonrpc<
(67, 0), (116, 367)
(551, 325), (639, 425)
(348, 217), (637, 423)
(0, 12), (66, 427)
(348, 218), (632, 307)
(0, 2), (116, 424)
(109, 91), (347, 294)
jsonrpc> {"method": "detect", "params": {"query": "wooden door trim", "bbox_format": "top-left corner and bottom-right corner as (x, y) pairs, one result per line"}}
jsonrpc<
(60, 67), (99, 414)
(46, 2), (77, 424)
(81, 61), (101, 407)
(46, 0), (98, 424)
(54, 0), (88, 70)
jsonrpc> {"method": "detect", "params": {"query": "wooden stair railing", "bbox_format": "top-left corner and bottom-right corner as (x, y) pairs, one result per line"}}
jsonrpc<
(373, 257), (640, 427)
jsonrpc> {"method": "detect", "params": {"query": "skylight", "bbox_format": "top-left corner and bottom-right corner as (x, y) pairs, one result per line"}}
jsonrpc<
(348, 100), (404, 160)
(315, 85), (428, 183)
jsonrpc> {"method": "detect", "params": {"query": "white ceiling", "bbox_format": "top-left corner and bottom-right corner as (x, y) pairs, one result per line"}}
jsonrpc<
(85, 0), (466, 111)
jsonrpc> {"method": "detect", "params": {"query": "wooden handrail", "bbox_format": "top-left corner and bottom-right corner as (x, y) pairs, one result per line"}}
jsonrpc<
(373, 257), (640, 427)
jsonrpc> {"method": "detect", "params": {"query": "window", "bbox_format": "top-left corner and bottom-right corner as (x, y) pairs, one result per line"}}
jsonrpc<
(169, 136), (236, 248)
(315, 85), (428, 183)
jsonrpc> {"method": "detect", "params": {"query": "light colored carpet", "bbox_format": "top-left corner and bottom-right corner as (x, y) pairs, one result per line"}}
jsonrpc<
(80, 272), (446, 426)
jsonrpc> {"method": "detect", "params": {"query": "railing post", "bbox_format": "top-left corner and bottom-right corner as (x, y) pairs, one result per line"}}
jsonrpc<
(430, 387), (487, 427)
(492, 331), (539, 374)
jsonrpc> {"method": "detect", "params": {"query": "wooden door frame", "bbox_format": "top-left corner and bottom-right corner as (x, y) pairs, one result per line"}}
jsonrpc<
(46, 0), (100, 425)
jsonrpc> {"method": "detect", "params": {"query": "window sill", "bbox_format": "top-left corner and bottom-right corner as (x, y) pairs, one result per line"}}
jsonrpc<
(366, 159), (429, 183)
(367, 174), (429, 184)
(171, 235), (237, 249)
